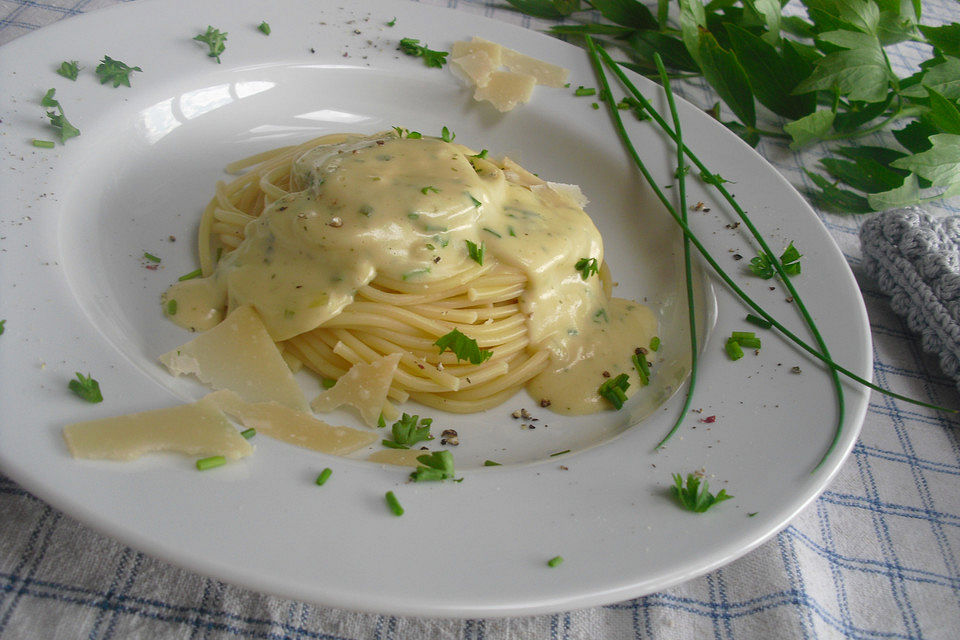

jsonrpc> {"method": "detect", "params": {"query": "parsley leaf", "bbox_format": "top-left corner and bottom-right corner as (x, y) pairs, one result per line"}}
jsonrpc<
(671, 472), (732, 512)
(69, 372), (103, 403)
(575, 257), (599, 280)
(194, 26), (228, 63)
(382, 413), (433, 449)
(749, 243), (802, 279)
(441, 125), (455, 142)
(465, 239), (485, 265)
(257, 21), (271, 35)
(40, 88), (80, 143)
(398, 37), (448, 68)
(410, 450), (456, 482)
(56, 60), (80, 81)
(95, 56), (142, 87)
(434, 328), (492, 365)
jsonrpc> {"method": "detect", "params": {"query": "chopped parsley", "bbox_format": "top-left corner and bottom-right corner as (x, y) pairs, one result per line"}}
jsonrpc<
(409, 450), (456, 482)
(434, 328), (492, 365)
(257, 21), (271, 35)
(95, 56), (142, 87)
(440, 125), (455, 142)
(240, 428), (256, 439)
(465, 239), (485, 265)
(749, 242), (802, 279)
(382, 413), (433, 449)
(178, 268), (202, 281)
(598, 373), (629, 409)
(194, 26), (228, 63)
(398, 37), (448, 68)
(575, 257), (599, 280)
(69, 372), (103, 403)
(670, 472), (732, 513)
(420, 185), (439, 194)
(56, 60), (80, 80)
(41, 89), (80, 143)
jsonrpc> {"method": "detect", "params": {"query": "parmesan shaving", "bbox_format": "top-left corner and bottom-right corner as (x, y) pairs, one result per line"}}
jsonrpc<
(310, 352), (402, 427)
(159, 306), (308, 412)
(63, 397), (252, 462)
(501, 47), (570, 88)
(473, 70), (536, 113)
(207, 390), (377, 456)
(450, 50), (497, 87)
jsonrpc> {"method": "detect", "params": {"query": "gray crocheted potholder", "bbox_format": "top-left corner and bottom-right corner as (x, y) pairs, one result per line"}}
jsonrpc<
(860, 206), (960, 389)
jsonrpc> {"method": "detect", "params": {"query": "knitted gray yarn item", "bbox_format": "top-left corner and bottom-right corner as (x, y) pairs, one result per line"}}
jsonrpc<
(860, 206), (960, 389)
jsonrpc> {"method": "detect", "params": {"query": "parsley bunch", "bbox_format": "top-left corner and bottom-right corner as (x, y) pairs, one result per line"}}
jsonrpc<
(507, 0), (960, 213)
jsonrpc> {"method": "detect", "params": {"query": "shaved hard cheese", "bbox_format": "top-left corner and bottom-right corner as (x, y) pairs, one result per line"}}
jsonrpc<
(63, 397), (252, 462)
(207, 390), (377, 456)
(501, 47), (570, 88)
(451, 37), (504, 66)
(368, 448), (428, 467)
(310, 352), (402, 427)
(159, 306), (308, 412)
(474, 70), (536, 113)
(450, 50), (497, 87)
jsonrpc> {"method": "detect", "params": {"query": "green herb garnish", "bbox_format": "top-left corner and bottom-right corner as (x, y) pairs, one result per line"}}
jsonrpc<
(240, 428), (256, 439)
(257, 22), (271, 35)
(196, 455), (226, 471)
(574, 86), (596, 97)
(166, 299), (178, 315)
(745, 313), (772, 329)
(440, 125), (455, 142)
(398, 37), (448, 68)
(95, 56), (141, 87)
(409, 450), (456, 482)
(382, 413), (433, 449)
(671, 472), (732, 513)
(0, 319), (5, 335)
(315, 468), (332, 486)
(194, 26), (228, 63)
(385, 490), (404, 515)
(632, 350), (650, 386)
(178, 268), (202, 281)
(483, 460), (501, 466)
(465, 239), (484, 265)
(420, 185), (439, 194)
(56, 60), (80, 80)
(750, 242), (802, 279)
(143, 252), (161, 263)
(547, 556), (564, 567)
(575, 257), (599, 280)
(598, 372), (630, 409)
(41, 88), (80, 143)
(386, 17), (397, 27)
(32, 140), (55, 148)
(434, 328), (492, 365)
(68, 372), (102, 403)
(649, 336), (661, 352)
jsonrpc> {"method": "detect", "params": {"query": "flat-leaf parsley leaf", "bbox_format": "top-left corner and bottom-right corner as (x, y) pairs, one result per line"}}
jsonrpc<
(671, 472), (732, 513)
(434, 328), (492, 365)
(56, 60), (80, 80)
(95, 56), (142, 87)
(398, 37), (448, 68)
(69, 372), (103, 403)
(194, 26), (228, 63)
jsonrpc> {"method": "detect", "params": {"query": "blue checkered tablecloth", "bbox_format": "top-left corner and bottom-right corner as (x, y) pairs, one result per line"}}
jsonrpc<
(2, 1), (959, 638)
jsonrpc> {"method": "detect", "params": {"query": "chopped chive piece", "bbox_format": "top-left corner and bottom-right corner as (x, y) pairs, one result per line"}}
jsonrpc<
(730, 331), (756, 340)
(420, 185), (439, 194)
(386, 17), (397, 27)
(385, 490), (404, 516)
(483, 460), (501, 466)
(574, 86), (596, 96)
(178, 268), (202, 281)
(598, 373), (630, 409)
(550, 449), (571, 457)
(649, 336), (661, 352)
(745, 314), (772, 329)
(240, 428), (256, 439)
(470, 195), (483, 208)
(482, 227), (501, 237)
(32, 139), (55, 148)
(0, 319), (5, 335)
(632, 352), (650, 386)
(465, 239), (484, 265)
(257, 21), (271, 35)
(315, 468), (333, 485)
(748, 512), (758, 517)
(508, 226), (516, 237)
(196, 455), (226, 470)
(321, 377), (336, 389)
(738, 337), (762, 349)
(547, 556), (564, 567)
(166, 299), (178, 315)
(725, 337), (744, 360)
(143, 252), (161, 263)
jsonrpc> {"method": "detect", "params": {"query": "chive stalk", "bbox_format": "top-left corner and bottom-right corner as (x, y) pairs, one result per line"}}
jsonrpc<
(385, 490), (404, 516)
(196, 455), (226, 470)
(315, 468), (332, 486)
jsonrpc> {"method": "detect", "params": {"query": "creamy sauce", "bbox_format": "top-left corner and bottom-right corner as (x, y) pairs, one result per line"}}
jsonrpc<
(164, 132), (656, 413)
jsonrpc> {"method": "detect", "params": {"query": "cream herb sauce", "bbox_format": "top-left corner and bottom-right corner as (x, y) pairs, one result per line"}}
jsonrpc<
(164, 133), (657, 412)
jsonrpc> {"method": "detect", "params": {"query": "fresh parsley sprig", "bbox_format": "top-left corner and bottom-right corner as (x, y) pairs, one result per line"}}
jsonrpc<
(749, 242), (802, 279)
(56, 61), (80, 80)
(575, 257), (599, 280)
(410, 450), (456, 482)
(398, 37), (448, 68)
(95, 56), (141, 87)
(194, 26), (228, 63)
(435, 328), (493, 365)
(671, 472), (733, 513)
(40, 88), (80, 143)
(382, 413), (434, 449)
(509, 0), (960, 213)
(69, 372), (103, 403)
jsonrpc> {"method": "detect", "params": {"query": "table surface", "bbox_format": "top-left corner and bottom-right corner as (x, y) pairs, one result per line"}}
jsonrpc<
(2, 0), (959, 638)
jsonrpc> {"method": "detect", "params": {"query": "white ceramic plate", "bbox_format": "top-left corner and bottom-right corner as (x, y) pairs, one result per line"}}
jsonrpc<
(0, 0), (870, 617)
